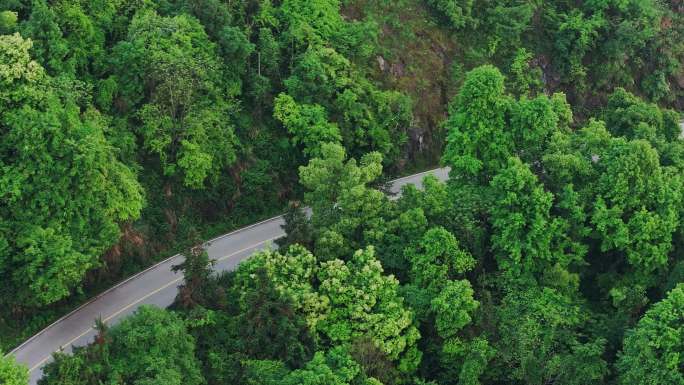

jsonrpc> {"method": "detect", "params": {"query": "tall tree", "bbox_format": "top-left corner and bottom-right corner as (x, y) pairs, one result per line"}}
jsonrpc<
(298, 142), (386, 260)
(0, 351), (28, 385)
(317, 247), (421, 373)
(111, 9), (238, 188)
(617, 283), (684, 385)
(441, 65), (511, 183)
(495, 284), (607, 385)
(0, 33), (144, 306)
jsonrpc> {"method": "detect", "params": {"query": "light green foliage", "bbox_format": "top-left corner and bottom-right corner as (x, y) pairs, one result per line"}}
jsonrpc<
(299, 143), (386, 259)
(489, 157), (556, 274)
(280, 0), (376, 57)
(107, 306), (204, 385)
(452, 337), (495, 385)
(284, 45), (411, 163)
(235, 245), (420, 373)
(509, 48), (542, 96)
(274, 93), (342, 157)
(431, 280), (478, 339)
(0, 10), (17, 33)
(592, 138), (681, 277)
(234, 245), (325, 331)
(406, 227), (475, 290)
(113, 9), (238, 188)
(0, 351), (28, 385)
(283, 347), (376, 385)
(317, 247), (420, 370)
(281, 0), (345, 47)
(618, 284), (684, 385)
(442, 65), (511, 180)
(0, 33), (144, 305)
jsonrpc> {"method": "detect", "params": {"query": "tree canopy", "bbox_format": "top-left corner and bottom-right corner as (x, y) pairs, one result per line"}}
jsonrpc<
(1, 0), (683, 384)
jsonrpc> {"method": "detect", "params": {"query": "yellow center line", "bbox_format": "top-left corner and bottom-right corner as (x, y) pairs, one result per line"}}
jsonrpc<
(28, 236), (279, 373)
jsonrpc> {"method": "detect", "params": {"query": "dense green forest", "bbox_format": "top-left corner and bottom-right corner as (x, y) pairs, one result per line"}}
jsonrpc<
(1, 0), (683, 383)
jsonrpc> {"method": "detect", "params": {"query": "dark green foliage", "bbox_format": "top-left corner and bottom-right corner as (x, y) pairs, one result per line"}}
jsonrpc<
(0, 34), (144, 306)
(3, 1), (684, 384)
(617, 284), (684, 385)
(276, 201), (312, 250)
(494, 284), (607, 385)
(172, 245), (215, 309)
(425, 0), (473, 29)
(237, 268), (314, 367)
(40, 306), (204, 385)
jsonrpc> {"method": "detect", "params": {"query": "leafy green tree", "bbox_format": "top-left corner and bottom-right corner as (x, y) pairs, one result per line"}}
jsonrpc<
(283, 347), (381, 385)
(0, 351), (28, 385)
(284, 45), (411, 163)
(242, 360), (290, 385)
(298, 142), (386, 260)
(106, 306), (204, 385)
(0, 33), (144, 306)
(408, 227), (475, 290)
(544, 119), (682, 302)
(41, 306), (203, 385)
(233, 245), (325, 332)
(234, 244), (420, 373)
(370, 207), (428, 278)
(0, 10), (17, 33)
(441, 65), (511, 182)
(172, 245), (215, 310)
(317, 247), (421, 372)
(509, 48), (543, 97)
(277, 201), (313, 251)
(591, 137), (681, 281)
(111, 9), (238, 188)
(431, 280), (479, 340)
(495, 285), (607, 385)
(238, 268), (314, 367)
(552, 10), (604, 97)
(445, 47), (614, 186)
(617, 284), (684, 385)
(20, 0), (69, 75)
(402, 227), (475, 320)
(274, 93), (341, 157)
(605, 87), (681, 142)
(399, 226), (486, 385)
(425, 0), (473, 29)
(489, 157), (558, 275)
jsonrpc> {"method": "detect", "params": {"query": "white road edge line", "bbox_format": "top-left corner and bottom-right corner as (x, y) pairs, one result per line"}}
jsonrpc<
(9, 167), (448, 380)
(27, 236), (280, 373)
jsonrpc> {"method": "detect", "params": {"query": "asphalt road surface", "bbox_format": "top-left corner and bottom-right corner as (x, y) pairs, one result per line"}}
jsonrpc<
(8, 167), (449, 384)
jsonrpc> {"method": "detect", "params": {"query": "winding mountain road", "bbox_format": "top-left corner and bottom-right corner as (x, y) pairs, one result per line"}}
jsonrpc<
(8, 167), (450, 384)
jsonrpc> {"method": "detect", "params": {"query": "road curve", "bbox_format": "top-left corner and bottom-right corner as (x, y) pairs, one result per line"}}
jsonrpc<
(8, 167), (450, 384)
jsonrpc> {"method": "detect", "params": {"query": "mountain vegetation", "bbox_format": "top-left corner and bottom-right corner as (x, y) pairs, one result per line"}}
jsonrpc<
(0, 0), (682, 384)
